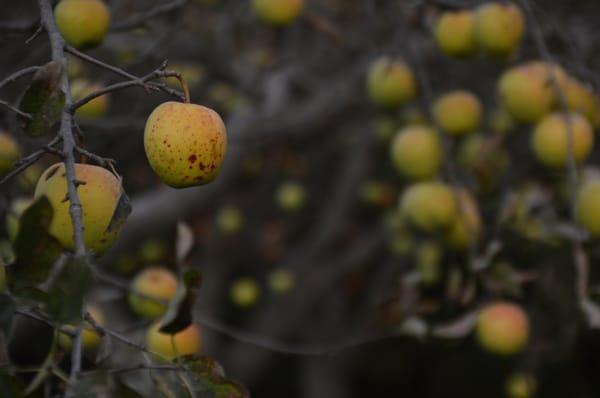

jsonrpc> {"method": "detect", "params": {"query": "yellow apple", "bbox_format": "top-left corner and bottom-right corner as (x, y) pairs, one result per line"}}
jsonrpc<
(6, 197), (34, 243)
(55, 0), (110, 49)
(216, 205), (244, 235)
(367, 56), (417, 109)
(57, 305), (104, 352)
(146, 322), (202, 361)
(144, 102), (227, 188)
(400, 182), (458, 232)
(434, 10), (476, 57)
(34, 163), (123, 254)
(128, 266), (178, 319)
(230, 277), (261, 308)
(433, 90), (482, 135)
(565, 77), (600, 128)
(0, 132), (20, 176)
(71, 79), (110, 119)
(576, 179), (600, 237)
(476, 301), (529, 356)
(474, 2), (525, 56)
(444, 189), (481, 249)
(268, 268), (294, 294)
(531, 112), (593, 168)
(390, 125), (443, 180)
(251, 0), (304, 26)
(276, 181), (306, 212)
(506, 373), (537, 398)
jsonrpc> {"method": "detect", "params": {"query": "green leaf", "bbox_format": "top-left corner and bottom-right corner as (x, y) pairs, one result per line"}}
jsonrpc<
(185, 356), (249, 398)
(159, 268), (202, 335)
(106, 186), (132, 234)
(18, 60), (66, 137)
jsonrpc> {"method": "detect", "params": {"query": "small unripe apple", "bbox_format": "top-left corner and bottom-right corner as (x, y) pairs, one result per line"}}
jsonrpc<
(34, 163), (123, 254)
(128, 266), (178, 319)
(216, 205), (245, 235)
(474, 2), (525, 56)
(576, 179), (600, 237)
(0, 132), (20, 176)
(230, 277), (261, 308)
(137, 239), (169, 264)
(251, 0), (304, 26)
(400, 182), (458, 232)
(276, 181), (306, 212)
(146, 322), (202, 361)
(71, 80), (110, 119)
(531, 112), (593, 168)
(565, 77), (600, 128)
(433, 10), (476, 57)
(506, 373), (537, 398)
(57, 305), (104, 352)
(144, 102), (227, 188)
(444, 189), (481, 249)
(476, 301), (529, 356)
(373, 116), (399, 142)
(390, 125), (443, 180)
(367, 57), (417, 109)
(55, 0), (110, 49)
(6, 197), (34, 243)
(433, 90), (482, 136)
(268, 268), (295, 294)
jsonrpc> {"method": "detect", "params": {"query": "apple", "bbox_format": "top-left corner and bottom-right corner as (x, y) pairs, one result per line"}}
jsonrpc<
(390, 125), (443, 180)
(6, 197), (34, 243)
(565, 77), (600, 128)
(128, 266), (178, 319)
(434, 10), (476, 57)
(230, 277), (261, 308)
(0, 132), (20, 176)
(531, 112), (593, 168)
(71, 79), (110, 119)
(216, 205), (245, 235)
(444, 189), (481, 249)
(576, 179), (600, 237)
(475, 301), (529, 356)
(55, 0), (110, 49)
(400, 182), (458, 232)
(34, 163), (124, 254)
(17, 164), (44, 193)
(267, 268), (295, 294)
(506, 373), (537, 398)
(433, 90), (482, 136)
(276, 181), (306, 212)
(144, 102), (227, 188)
(251, 0), (304, 26)
(474, 2), (525, 56)
(146, 322), (202, 361)
(137, 239), (168, 264)
(57, 305), (104, 352)
(367, 56), (417, 109)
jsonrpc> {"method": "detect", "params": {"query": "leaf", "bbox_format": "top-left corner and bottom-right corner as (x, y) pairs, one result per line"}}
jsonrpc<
(431, 310), (478, 339)
(176, 222), (194, 264)
(185, 356), (249, 398)
(106, 186), (132, 234)
(0, 369), (26, 398)
(159, 268), (202, 335)
(10, 196), (62, 288)
(0, 294), (15, 337)
(18, 60), (66, 137)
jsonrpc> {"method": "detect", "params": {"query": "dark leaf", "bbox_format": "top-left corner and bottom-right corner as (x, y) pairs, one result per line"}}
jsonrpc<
(0, 294), (15, 337)
(185, 356), (249, 398)
(159, 268), (202, 334)
(106, 186), (132, 234)
(18, 60), (66, 137)
(0, 369), (26, 398)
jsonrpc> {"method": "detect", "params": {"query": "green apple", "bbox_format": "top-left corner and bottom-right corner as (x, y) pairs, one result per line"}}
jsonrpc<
(230, 277), (261, 308)
(433, 90), (482, 136)
(55, 0), (110, 49)
(390, 125), (443, 179)
(474, 2), (525, 56)
(434, 10), (476, 57)
(128, 266), (178, 319)
(367, 56), (417, 109)
(400, 182), (458, 232)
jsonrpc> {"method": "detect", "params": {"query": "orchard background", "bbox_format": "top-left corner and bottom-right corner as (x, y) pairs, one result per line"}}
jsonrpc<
(2, 0), (600, 397)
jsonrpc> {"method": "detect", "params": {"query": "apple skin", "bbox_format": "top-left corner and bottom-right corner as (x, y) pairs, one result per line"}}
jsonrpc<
(34, 163), (123, 254)
(55, 0), (110, 49)
(6, 197), (34, 243)
(146, 322), (202, 361)
(230, 277), (261, 308)
(433, 90), (482, 136)
(565, 77), (600, 128)
(367, 57), (417, 109)
(144, 102), (227, 188)
(475, 301), (529, 356)
(531, 112), (594, 168)
(576, 180), (600, 237)
(128, 266), (178, 319)
(400, 182), (458, 232)
(474, 2), (525, 56)
(276, 181), (306, 212)
(57, 305), (104, 352)
(71, 80), (110, 119)
(444, 189), (481, 250)
(0, 132), (20, 176)
(251, 0), (304, 26)
(390, 125), (443, 180)
(434, 10), (476, 57)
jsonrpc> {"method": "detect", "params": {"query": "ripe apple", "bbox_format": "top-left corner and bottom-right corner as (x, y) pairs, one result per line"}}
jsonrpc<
(55, 0), (110, 49)
(475, 301), (529, 356)
(216, 205), (245, 235)
(230, 277), (261, 308)
(144, 102), (227, 188)
(34, 163), (123, 254)
(400, 181), (458, 232)
(6, 197), (34, 243)
(434, 10), (476, 57)
(576, 179), (600, 237)
(433, 90), (482, 136)
(474, 2), (525, 56)
(531, 112), (593, 168)
(390, 125), (443, 180)
(146, 322), (202, 361)
(128, 266), (178, 319)
(0, 132), (20, 176)
(444, 189), (481, 249)
(565, 77), (600, 128)
(251, 0), (304, 26)
(367, 56), (417, 109)
(57, 305), (104, 352)
(71, 79), (110, 119)
(276, 181), (306, 212)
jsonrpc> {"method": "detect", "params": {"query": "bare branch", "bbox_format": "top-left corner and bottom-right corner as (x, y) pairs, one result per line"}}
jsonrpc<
(110, 0), (189, 32)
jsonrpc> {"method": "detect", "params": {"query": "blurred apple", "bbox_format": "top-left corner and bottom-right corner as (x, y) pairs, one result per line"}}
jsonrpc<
(433, 90), (482, 136)
(128, 266), (178, 319)
(367, 56), (417, 109)
(390, 125), (443, 180)
(476, 301), (529, 356)
(434, 10), (476, 57)
(230, 277), (261, 308)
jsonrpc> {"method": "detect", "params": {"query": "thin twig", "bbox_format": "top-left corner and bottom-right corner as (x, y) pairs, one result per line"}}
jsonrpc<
(0, 66), (40, 90)
(0, 100), (31, 119)
(110, 0), (189, 31)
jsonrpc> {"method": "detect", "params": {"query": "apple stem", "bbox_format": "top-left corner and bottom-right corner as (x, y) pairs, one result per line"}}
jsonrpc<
(174, 74), (191, 104)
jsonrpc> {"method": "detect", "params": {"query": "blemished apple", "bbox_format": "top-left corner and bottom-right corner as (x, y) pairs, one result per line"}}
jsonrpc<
(390, 125), (443, 180)
(444, 189), (481, 249)
(54, 0), (110, 49)
(0, 132), (20, 176)
(367, 56), (417, 109)
(433, 90), (482, 136)
(146, 322), (202, 361)
(400, 181), (458, 232)
(531, 112), (594, 168)
(230, 277), (261, 308)
(34, 163), (123, 254)
(475, 301), (529, 356)
(251, 0), (304, 26)
(144, 102), (227, 188)
(576, 179), (600, 237)
(6, 197), (34, 243)
(434, 10), (476, 57)
(474, 2), (525, 56)
(128, 266), (178, 319)
(71, 79), (110, 119)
